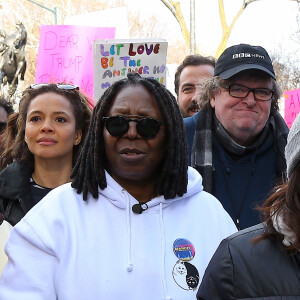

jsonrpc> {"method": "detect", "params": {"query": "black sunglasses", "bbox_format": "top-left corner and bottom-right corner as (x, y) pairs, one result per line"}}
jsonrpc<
(102, 115), (165, 140)
(30, 83), (79, 90)
(0, 121), (7, 134)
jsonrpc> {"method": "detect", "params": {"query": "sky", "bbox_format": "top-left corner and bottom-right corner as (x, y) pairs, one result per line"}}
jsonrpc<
(125, 0), (300, 57)
(65, 0), (299, 93)
(121, 0), (300, 93)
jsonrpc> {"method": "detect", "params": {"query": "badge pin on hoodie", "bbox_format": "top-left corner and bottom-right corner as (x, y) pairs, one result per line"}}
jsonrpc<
(172, 238), (200, 291)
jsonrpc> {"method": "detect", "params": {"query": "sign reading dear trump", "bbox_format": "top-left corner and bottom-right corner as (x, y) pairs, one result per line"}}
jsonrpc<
(284, 88), (300, 128)
(35, 25), (116, 101)
(93, 39), (168, 101)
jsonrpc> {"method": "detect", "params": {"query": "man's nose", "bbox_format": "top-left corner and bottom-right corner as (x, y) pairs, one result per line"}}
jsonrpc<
(243, 91), (256, 106)
(191, 85), (201, 101)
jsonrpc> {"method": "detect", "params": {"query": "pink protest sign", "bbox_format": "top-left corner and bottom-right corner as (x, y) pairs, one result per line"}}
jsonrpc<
(284, 89), (300, 128)
(35, 25), (116, 102)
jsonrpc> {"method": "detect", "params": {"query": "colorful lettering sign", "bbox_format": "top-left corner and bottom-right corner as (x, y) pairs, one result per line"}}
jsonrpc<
(284, 89), (300, 128)
(93, 39), (168, 101)
(35, 25), (116, 102)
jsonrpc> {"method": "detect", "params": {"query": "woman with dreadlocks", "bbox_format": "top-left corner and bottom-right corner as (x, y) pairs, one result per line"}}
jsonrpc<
(0, 73), (236, 300)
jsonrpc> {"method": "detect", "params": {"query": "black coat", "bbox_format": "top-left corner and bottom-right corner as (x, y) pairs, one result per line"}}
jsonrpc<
(0, 161), (34, 226)
(197, 223), (300, 300)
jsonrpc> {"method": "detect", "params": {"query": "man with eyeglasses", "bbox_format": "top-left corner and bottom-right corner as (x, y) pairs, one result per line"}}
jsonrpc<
(184, 43), (289, 230)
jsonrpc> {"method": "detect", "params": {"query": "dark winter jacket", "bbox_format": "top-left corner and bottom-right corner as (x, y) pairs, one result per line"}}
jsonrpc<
(0, 161), (34, 226)
(184, 110), (288, 229)
(212, 133), (278, 229)
(197, 223), (300, 299)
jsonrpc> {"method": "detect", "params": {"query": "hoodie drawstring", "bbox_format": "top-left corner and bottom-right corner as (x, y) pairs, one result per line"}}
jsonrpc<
(123, 192), (171, 298)
(123, 190), (133, 272)
(159, 203), (172, 300)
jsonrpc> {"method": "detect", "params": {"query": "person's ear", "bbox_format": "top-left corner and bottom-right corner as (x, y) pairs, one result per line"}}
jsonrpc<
(210, 93), (216, 108)
(74, 129), (82, 146)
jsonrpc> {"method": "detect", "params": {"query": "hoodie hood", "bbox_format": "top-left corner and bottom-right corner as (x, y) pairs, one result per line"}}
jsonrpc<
(100, 166), (203, 211)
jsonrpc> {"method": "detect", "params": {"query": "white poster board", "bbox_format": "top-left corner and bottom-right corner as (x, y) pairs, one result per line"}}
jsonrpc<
(93, 39), (168, 101)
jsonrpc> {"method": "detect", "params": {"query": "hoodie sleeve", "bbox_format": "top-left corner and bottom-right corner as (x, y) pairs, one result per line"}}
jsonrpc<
(196, 239), (235, 300)
(0, 220), (57, 300)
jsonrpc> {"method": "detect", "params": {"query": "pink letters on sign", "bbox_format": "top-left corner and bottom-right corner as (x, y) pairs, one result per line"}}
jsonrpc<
(284, 89), (300, 128)
(35, 25), (116, 103)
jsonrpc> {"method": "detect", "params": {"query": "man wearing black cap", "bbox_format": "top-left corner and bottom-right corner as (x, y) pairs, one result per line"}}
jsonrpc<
(184, 44), (289, 230)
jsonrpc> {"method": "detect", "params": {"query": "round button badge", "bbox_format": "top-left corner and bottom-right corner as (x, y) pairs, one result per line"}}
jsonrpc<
(173, 238), (195, 261)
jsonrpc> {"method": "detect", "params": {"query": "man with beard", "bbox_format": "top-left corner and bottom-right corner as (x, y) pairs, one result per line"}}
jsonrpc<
(174, 55), (215, 118)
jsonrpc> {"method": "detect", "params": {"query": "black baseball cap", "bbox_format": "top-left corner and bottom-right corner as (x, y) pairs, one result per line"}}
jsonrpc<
(214, 43), (276, 80)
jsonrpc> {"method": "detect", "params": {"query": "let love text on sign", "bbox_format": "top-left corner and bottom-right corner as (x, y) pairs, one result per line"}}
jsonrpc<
(93, 39), (168, 101)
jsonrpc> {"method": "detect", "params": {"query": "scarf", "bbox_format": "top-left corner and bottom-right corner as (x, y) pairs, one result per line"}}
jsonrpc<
(271, 206), (298, 247)
(191, 106), (289, 193)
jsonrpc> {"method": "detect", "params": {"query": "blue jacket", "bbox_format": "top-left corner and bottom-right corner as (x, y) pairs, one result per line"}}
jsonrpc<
(184, 112), (199, 165)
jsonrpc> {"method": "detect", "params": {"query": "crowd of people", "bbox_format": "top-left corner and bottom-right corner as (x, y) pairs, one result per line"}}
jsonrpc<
(0, 43), (299, 299)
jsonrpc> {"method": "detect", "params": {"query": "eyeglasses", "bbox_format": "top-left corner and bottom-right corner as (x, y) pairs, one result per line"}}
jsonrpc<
(30, 83), (79, 90)
(225, 84), (274, 101)
(102, 115), (165, 140)
(0, 121), (7, 134)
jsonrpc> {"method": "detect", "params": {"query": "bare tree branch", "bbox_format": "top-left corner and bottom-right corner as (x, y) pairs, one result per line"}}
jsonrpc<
(160, 0), (201, 53)
(216, 0), (261, 57)
(161, 0), (298, 58)
(160, 0), (190, 49)
(160, 0), (176, 19)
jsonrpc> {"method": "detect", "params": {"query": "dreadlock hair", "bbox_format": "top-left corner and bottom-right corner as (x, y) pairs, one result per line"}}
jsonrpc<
(1, 83), (92, 169)
(71, 72), (188, 201)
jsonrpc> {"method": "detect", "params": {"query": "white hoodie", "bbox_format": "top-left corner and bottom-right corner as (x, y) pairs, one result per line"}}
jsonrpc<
(0, 167), (236, 300)
(0, 221), (12, 275)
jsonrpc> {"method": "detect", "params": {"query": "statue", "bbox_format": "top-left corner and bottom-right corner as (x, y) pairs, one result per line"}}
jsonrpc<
(0, 22), (27, 101)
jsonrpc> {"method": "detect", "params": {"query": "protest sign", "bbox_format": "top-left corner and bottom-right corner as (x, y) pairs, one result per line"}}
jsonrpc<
(93, 39), (168, 101)
(284, 88), (300, 128)
(35, 25), (116, 102)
